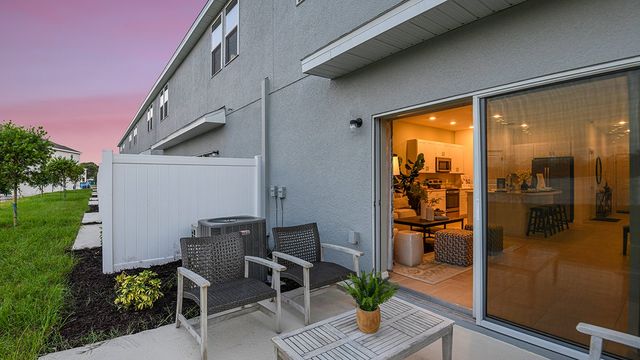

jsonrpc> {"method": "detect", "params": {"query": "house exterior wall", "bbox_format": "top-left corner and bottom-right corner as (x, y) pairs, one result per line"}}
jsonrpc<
(119, 0), (640, 270)
(18, 148), (81, 197)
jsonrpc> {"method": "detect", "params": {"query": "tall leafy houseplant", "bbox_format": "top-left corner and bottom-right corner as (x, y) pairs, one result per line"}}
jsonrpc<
(0, 121), (52, 226)
(342, 271), (398, 333)
(393, 153), (426, 211)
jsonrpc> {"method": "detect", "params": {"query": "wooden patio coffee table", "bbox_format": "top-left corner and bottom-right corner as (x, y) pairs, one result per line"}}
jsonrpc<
(272, 297), (454, 360)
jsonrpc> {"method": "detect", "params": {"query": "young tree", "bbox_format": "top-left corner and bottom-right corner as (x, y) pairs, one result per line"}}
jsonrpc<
(47, 157), (84, 199)
(0, 121), (52, 226)
(80, 162), (99, 183)
(27, 163), (52, 196)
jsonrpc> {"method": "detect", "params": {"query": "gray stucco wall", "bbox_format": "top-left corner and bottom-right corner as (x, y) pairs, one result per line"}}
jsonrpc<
(122, 0), (640, 270)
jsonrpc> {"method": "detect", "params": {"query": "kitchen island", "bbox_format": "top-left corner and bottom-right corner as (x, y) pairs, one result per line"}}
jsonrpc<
(466, 190), (562, 237)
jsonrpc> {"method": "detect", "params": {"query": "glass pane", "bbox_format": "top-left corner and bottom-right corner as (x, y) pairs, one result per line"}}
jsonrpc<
(225, 29), (237, 62)
(485, 70), (640, 359)
(212, 18), (222, 48)
(225, 0), (238, 35)
(212, 46), (222, 74)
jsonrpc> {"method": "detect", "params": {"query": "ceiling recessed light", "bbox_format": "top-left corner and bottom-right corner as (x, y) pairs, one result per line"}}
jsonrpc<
(469, 125), (474, 129)
(492, 114), (502, 119)
(520, 123), (528, 128)
(619, 121), (627, 125)
(450, 121), (457, 125)
(429, 116), (436, 121)
(626, 129), (631, 133)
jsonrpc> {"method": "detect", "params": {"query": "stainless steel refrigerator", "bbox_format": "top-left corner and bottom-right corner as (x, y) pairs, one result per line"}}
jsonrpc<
(531, 156), (575, 222)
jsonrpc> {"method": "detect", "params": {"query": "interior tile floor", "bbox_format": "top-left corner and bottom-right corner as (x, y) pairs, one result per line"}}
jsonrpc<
(390, 214), (638, 359)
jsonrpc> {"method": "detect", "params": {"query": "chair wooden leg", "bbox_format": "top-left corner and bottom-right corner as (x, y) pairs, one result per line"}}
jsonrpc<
(176, 273), (183, 328)
(200, 287), (208, 360)
(274, 271), (282, 333)
(303, 267), (311, 325)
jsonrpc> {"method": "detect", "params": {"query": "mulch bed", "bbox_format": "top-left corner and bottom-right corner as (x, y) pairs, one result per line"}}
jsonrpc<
(50, 247), (299, 352)
(50, 248), (198, 351)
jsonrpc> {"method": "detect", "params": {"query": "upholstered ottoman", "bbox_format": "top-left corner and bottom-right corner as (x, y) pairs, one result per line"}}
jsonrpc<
(434, 229), (473, 267)
(464, 224), (504, 254)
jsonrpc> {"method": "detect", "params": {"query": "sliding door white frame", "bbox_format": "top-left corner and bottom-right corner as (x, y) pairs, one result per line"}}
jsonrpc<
(473, 55), (640, 359)
(372, 54), (640, 359)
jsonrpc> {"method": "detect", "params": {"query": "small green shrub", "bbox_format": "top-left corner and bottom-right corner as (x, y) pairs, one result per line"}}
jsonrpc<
(341, 271), (398, 312)
(114, 270), (163, 311)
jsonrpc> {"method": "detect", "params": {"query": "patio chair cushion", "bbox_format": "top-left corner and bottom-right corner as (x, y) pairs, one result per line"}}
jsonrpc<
(184, 277), (276, 314)
(282, 261), (354, 290)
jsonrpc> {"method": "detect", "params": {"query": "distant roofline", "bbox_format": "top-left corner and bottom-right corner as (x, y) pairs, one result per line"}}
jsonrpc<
(117, 0), (225, 147)
(51, 141), (81, 155)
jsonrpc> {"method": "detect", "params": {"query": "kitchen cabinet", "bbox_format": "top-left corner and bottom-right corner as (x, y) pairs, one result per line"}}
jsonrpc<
(448, 145), (464, 174)
(406, 139), (464, 174)
(459, 190), (468, 216)
(533, 141), (572, 157)
(406, 139), (435, 173)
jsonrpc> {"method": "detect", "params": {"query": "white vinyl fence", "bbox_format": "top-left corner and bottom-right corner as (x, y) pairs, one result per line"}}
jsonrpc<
(99, 151), (263, 273)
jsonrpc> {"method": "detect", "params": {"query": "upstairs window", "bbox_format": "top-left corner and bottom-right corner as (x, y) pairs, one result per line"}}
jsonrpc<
(211, 17), (222, 75)
(160, 85), (168, 120)
(146, 105), (153, 131)
(128, 133), (132, 145)
(211, 0), (239, 75)
(133, 128), (138, 145)
(225, 0), (239, 64)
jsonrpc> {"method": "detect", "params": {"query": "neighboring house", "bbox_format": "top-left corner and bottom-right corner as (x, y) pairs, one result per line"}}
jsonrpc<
(18, 141), (81, 197)
(116, 0), (640, 358)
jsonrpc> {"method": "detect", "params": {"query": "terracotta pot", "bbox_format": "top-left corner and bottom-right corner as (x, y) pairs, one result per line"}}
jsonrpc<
(356, 307), (381, 333)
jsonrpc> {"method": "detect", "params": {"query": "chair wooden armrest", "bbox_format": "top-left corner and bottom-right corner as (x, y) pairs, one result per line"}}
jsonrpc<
(178, 267), (211, 287)
(320, 243), (363, 257)
(272, 251), (313, 268)
(245, 256), (286, 272)
(577, 322), (640, 360)
(319, 243), (362, 276)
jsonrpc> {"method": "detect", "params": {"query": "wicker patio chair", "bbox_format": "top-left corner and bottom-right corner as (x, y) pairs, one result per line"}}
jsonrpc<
(176, 231), (285, 360)
(272, 223), (363, 325)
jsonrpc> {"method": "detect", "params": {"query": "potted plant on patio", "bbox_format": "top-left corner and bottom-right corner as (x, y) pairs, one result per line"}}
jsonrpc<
(342, 271), (398, 334)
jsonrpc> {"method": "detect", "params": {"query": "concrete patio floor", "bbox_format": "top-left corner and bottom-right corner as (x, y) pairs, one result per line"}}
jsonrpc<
(41, 288), (548, 360)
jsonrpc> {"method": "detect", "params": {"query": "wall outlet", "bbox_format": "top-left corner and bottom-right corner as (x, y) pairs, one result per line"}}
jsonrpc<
(270, 186), (278, 198)
(277, 186), (286, 199)
(349, 231), (359, 245)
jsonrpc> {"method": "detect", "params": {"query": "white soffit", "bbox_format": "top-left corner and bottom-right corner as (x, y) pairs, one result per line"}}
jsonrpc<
(151, 108), (226, 150)
(301, 0), (527, 79)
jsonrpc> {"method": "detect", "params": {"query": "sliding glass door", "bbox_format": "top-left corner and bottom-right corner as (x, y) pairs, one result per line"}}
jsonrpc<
(482, 69), (640, 358)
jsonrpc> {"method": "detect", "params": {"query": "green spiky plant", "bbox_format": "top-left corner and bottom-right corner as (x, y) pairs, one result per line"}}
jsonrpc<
(341, 271), (398, 312)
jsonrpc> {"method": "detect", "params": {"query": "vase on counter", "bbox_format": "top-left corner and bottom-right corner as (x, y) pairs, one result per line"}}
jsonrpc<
(520, 182), (529, 191)
(420, 201), (435, 221)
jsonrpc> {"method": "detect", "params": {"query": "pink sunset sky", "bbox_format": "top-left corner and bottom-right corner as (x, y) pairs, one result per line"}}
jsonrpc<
(0, 0), (206, 163)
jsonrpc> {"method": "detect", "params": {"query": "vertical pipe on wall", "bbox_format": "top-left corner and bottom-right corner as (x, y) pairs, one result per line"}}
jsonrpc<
(261, 78), (270, 231)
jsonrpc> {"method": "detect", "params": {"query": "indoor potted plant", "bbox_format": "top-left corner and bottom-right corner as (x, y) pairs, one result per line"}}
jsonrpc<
(393, 154), (425, 212)
(342, 271), (398, 334)
(421, 196), (440, 221)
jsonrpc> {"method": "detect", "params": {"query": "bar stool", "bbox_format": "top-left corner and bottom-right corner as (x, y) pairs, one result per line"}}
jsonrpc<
(527, 207), (552, 238)
(542, 205), (562, 233)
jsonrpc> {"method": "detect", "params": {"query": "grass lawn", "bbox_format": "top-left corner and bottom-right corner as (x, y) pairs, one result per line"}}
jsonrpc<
(0, 190), (90, 359)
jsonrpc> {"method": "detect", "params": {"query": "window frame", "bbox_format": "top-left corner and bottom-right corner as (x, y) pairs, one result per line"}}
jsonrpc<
(210, 0), (239, 77)
(133, 128), (138, 145)
(211, 15), (223, 76)
(159, 85), (168, 121)
(146, 105), (153, 132)
(224, 0), (239, 65)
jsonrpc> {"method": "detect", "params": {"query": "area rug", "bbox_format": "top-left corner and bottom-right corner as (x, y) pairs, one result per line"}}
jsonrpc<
(393, 252), (471, 285)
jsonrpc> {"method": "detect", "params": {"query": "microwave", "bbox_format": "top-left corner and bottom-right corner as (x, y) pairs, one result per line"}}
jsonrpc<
(436, 157), (452, 172)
